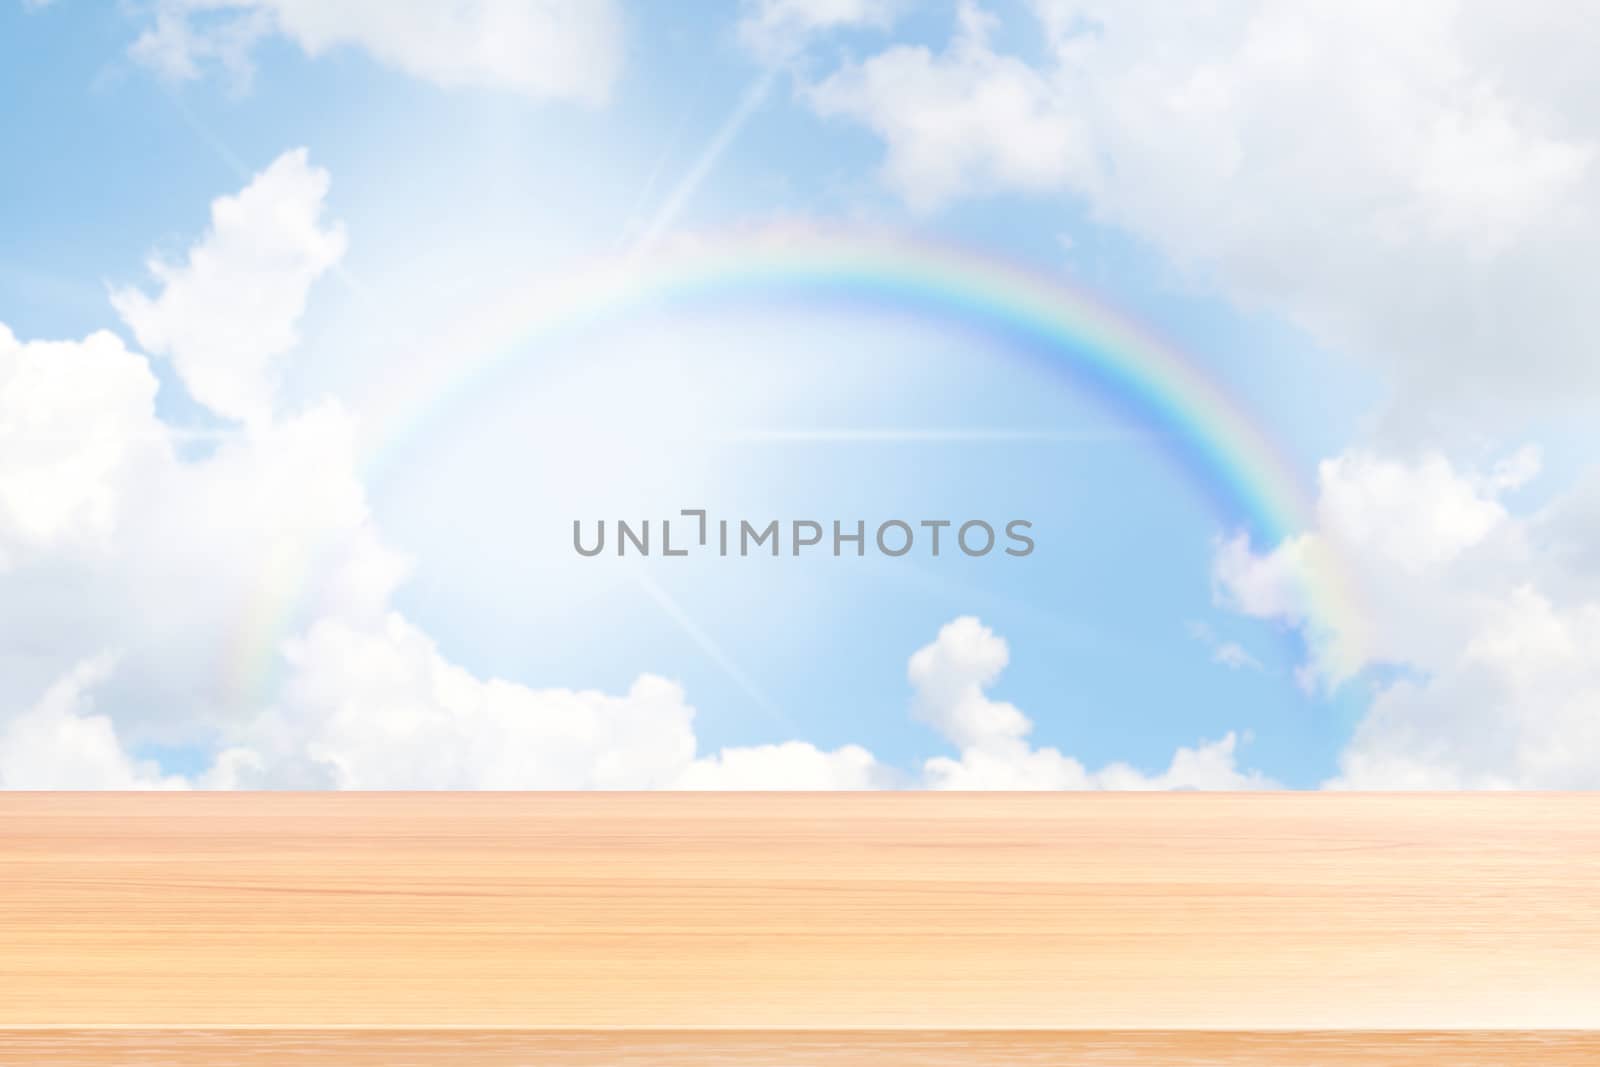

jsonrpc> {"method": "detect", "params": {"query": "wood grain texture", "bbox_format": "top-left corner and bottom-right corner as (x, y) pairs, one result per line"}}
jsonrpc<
(1, 792), (1597, 1037)
(5, 1031), (1600, 1066)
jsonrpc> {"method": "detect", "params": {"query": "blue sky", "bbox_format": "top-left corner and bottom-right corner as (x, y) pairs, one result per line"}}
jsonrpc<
(4, 1), (1599, 789)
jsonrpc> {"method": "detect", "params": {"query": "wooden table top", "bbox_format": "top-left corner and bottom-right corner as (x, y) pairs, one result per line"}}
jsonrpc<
(1, 792), (1596, 1062)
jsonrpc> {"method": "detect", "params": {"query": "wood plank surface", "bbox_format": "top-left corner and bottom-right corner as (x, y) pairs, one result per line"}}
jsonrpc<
(4, 1030), (1600, 1066)
(1, 793), (1596, 1048)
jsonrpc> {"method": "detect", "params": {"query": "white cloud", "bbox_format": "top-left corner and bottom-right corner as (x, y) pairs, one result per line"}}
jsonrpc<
(164, 614), (1253, 791)
(676, 740), (893, 789)
(111, 149), (345, 424)
(129, 3), (271, 86)
(922, 719), (1266, 790)
(1219, 447), (1600, 788)
(1, 151), (404, 750)
(0, 336), (407, 744)
(3, 600), (1265, 790)
(808, 3), (1085, 212)
(0, 342), (406, 742)
(804, 1), (1600, 429)
(907, 614), (1031, 748)
(739, 0), (902, 61)
(913, 617), (1274, 790)
(1187, 621), (1262, 672)
(225, 613), (700, 788)
(0, 658), (186, 790)
(130, 0), (624, 103)
(1215, 448), (1540, 684)
(213, 613), (1267, 791)
(0, 326), (160, 566)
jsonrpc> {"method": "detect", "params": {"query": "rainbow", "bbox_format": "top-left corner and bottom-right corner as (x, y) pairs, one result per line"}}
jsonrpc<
(231, 228), (1362, 708)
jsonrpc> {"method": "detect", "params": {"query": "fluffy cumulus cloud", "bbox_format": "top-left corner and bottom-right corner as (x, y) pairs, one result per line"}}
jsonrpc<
(130, 0), (624, 103)
(913, 617), (1274, 790)
(4, 148), (1268, 790)
(0, 326), (160, 566)
(200, 612), (1268, 791)
(1218, 447), (1600, 787)
(223, 613), (1266, 790)
(219, 614), (700, 789)
(805, 0), (1600, 431)
(808, 4), (1087, 212)
(0, 658), (185, 790)
(111, 149), (344, 424)
(0, 150), (404, 777)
